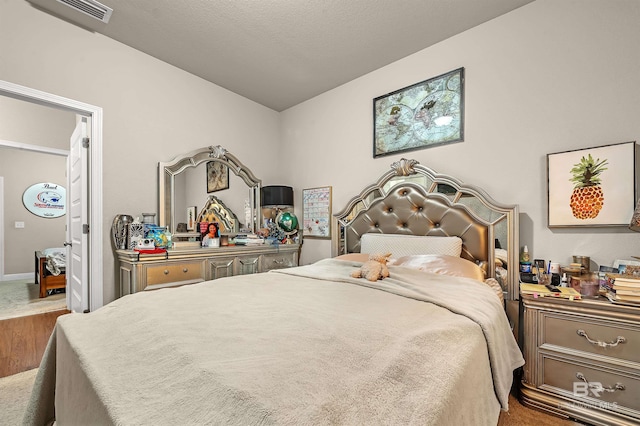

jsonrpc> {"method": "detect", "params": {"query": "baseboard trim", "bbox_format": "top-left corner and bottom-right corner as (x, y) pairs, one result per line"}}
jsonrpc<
(1, 273), (32, 282)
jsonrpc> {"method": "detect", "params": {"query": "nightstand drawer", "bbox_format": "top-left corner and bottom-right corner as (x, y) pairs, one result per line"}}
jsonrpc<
(542, 313), (640, 364)
(145, 261), (205, 286)
(542, 357), (640, 412)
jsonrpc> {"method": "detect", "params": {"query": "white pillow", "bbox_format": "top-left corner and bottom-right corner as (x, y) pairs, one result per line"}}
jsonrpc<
(42, 248), (66, 256)
(360, 234), (462, 258)
(393, 254), (484, 281)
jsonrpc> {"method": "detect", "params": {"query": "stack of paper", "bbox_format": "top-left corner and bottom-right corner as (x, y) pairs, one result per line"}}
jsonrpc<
(234, 234), (264, 246)
(520, 283), (581, 299)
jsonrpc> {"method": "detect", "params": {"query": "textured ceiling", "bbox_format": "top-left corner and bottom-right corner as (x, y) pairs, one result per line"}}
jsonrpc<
(26, 0), (534, 111)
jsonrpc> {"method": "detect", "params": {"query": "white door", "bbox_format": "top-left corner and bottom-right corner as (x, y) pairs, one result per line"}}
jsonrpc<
(66, 118), (89, 313)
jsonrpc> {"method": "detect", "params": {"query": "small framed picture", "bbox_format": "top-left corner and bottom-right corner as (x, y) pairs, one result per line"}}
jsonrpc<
(186, 206), (197, 231)
(533, 259), (546, 273)
(206, 161), (229, 193)
(613, 259), (640, 275)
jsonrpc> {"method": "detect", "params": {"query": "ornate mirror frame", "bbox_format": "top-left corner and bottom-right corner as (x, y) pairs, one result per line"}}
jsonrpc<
(158, 145), (262, 235)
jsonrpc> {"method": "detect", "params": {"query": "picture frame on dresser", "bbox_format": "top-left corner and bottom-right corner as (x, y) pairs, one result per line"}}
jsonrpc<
(613, 259), (640, 275)
(206, 161), (229, 193)
(186, 206), (197, 231)
(547, 141), (638, 228)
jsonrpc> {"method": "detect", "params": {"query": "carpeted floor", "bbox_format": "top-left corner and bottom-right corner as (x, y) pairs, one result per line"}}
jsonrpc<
(0, 368), (582, 426)
(498, 394), (582, 425)
(0, 279), (66, 321)
(0, 368), (38, 425)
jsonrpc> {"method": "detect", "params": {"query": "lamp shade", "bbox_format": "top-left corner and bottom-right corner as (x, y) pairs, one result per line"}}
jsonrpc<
(261, 185), (294, 207)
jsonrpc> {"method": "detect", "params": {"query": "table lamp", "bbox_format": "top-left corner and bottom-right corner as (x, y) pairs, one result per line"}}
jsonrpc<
(261, 185), (298, 242)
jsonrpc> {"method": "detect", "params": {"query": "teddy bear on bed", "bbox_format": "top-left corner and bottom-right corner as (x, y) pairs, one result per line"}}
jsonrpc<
(351, 252), (392, 282)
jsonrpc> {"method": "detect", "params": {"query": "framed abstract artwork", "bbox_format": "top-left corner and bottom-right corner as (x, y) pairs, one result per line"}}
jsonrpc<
(302, 186), (332, 239)
(547, 141), (638, 227)
(373, 67), (464, 158)
(186, 206), (197, 231)
(206, 161), (229, 193)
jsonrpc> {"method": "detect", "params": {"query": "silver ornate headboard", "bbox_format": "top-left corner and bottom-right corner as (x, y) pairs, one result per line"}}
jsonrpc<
(331, 158), (519, 301)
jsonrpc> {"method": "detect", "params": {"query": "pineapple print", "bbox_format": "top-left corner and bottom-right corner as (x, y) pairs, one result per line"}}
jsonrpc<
(569, 154), (608, 219)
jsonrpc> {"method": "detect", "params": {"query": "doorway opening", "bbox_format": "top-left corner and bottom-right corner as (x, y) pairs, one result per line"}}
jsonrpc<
(0, 80), (104, 313)
(0, 143), (69, 320)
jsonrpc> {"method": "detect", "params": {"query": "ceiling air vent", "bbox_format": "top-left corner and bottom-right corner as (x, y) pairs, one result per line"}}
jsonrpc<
(55, 0), (113, 23)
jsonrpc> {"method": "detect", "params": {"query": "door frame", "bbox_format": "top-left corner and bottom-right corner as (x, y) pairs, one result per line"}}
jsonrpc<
(0, 80), (104, 311)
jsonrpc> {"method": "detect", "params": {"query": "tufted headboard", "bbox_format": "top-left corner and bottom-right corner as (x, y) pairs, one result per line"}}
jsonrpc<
(331, 158), (520, 301)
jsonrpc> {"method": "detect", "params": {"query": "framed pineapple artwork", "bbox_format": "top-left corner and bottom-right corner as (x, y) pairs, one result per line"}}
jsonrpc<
(547, 141), (638, 227)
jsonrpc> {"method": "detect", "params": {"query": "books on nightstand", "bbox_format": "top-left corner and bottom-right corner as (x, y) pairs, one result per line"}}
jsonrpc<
(603, 273), (640, 305)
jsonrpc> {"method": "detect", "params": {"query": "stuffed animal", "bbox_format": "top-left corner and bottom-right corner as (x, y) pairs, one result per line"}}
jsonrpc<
(351, 252), (392, 282)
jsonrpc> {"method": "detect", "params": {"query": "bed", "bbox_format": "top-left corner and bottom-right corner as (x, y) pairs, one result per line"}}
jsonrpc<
(34, 248), (66, 298)
(24, 158), (524, 426)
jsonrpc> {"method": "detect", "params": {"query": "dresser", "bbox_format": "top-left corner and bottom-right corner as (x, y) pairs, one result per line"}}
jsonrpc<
(116, 243), (300, 295)
(520, 294), (640, 425)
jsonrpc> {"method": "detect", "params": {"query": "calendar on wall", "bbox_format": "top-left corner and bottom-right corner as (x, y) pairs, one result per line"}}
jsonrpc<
(302, 186), (332, 239)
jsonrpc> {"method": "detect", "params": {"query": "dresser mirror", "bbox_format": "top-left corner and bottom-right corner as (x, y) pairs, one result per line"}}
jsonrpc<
(158, 145), (262, 239)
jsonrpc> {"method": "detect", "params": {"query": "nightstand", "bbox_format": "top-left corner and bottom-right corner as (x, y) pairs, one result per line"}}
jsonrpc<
(519, 294), (640, 425)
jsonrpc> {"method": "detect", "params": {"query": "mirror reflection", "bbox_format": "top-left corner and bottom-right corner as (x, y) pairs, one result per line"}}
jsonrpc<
(174, 165), (248, 232)
(159, 146), (262, 242)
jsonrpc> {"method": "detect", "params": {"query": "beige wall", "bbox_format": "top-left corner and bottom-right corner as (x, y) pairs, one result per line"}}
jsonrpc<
(2, 0), (639, 300)
(0, 96), (75, 275)
(282, 0), (640, 267)
(0, 95), (75, 150)
(1, 0), (281, 303)
(0, 149), (67, 274)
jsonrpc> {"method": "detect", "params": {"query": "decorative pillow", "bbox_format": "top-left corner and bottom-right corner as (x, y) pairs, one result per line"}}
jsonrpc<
(42, 248), (66, 256)
(392, 254), (484, 281)
(360, 234), (462, 258)
(333, 253), (370, 263)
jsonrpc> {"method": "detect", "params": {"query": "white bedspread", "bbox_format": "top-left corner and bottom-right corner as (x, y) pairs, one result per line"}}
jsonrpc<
(24, 258), (523, 426)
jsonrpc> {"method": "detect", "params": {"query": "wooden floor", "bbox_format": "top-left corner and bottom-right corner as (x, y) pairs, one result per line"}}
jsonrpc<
(0, 309), (69, 378)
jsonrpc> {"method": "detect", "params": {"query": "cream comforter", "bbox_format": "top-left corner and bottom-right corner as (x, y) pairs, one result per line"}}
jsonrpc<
(25, 258), (524, 426)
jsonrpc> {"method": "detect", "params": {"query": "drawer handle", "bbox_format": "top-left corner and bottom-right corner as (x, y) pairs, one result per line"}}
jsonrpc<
(273, 259), (284, 265)
(576, 372), (625, 394)
(183, 268), (188, 273)
(576, 329), (626, 348)
(163, 269), (169, 275)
